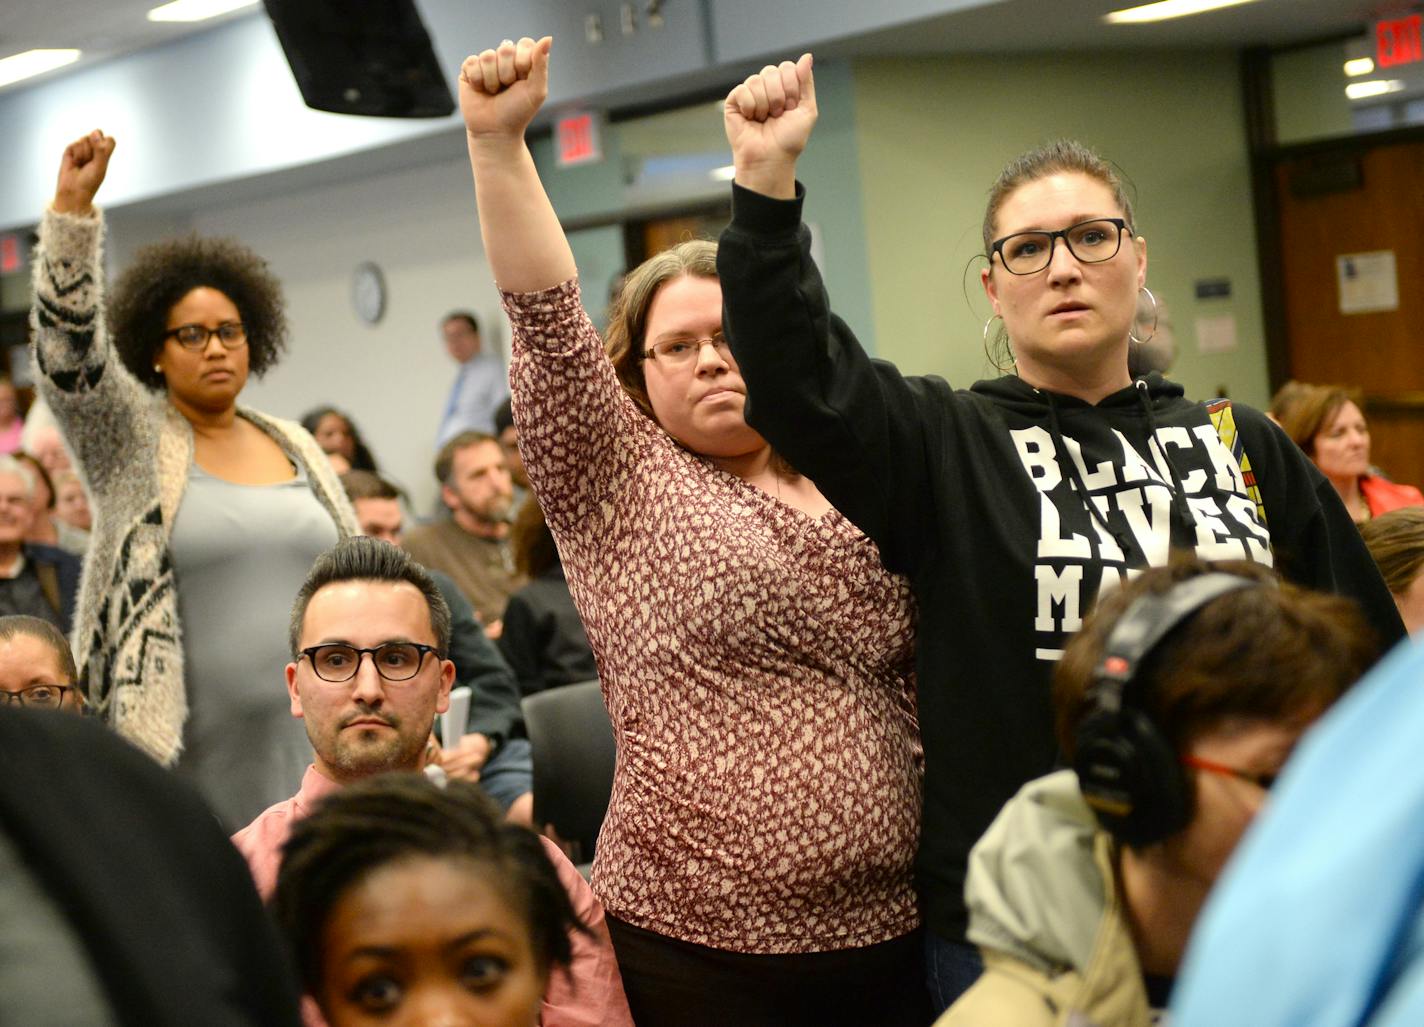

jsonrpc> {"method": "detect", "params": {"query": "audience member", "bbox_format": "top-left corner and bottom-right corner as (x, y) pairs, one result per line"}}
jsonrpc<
(494, 395), (530, 513)
(19, 397), (73, 476)
(234, 536), (631, 1027)
(0, 377), (23, 454)
(16, 451), (88, 554)
(0, 456), (79, 632)
(1266, 378), (1312, 428)
(938, 560), (1373, 1025)
(0, 706), (302, 1025)
(273, 774), (596, 1027)
(462, 40), (926, 1027)
(499, 495), (597, 698)
(437, 310), (510, 444)
(1361, 506), (1424, 635)
(341, 469), (534, 823)
(715, 56), (1403, 1011)
(403, 430), (523, 632)
(0, 614), (84, 713)
(300, 406), (378, 473)
(1276, 383), (1423, 523)
(31, 131), (357, 829)
(1171, 623), (1424, 1026)
(52, 468), (93, 533)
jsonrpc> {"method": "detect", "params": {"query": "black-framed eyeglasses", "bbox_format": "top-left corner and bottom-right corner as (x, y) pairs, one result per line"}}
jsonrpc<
(297, 642), (441, 683)
(164, 322), (248, 350)
(990, 218), (1130, 275)
(641, 333), (731, 367)
(1181, 754), (1277, 792)
(0, 684), (76, 709)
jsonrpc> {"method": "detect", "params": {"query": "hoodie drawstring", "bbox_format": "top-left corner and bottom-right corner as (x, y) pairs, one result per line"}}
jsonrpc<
(1044, 392), (1127, 557)
(1135, 378), (1196, 532)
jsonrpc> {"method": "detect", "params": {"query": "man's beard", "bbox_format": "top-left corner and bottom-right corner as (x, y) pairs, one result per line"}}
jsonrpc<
(315, 711), (427, 781)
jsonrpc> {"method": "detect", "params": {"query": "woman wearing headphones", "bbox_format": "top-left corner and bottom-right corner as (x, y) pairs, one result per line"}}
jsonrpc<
(938, 559), (1374, 1026)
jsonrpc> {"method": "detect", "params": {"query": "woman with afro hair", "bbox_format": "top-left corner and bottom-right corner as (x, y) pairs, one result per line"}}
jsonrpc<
(30, 130), (357, 829)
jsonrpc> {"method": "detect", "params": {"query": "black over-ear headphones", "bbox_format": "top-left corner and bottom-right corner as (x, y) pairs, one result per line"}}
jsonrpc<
(1074, 572), (1261, 848)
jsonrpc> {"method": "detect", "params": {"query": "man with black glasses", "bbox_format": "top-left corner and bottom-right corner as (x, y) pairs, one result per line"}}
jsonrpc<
(232, 536), (633, 1027)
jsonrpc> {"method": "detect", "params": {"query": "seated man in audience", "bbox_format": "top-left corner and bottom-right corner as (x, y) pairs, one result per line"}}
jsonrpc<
(0, 456), (79, 632)
(403, 430), (524, 633)
(2, 706), (301, 1025)
(232, 536), (631, 1027)
(0, 614), (84, 713)
(341, 468), (533, 824)
(938, 559), (1375, 1027)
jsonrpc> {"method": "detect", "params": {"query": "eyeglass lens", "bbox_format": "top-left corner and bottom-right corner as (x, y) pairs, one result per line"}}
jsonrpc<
(309, 643), (427, 682)
(172, 323), (246, 348)
(999, 220), (1124, 274)
(647, 334), (729, 365)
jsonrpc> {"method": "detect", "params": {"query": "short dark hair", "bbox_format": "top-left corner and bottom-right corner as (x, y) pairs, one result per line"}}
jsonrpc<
(272, 773), (587, 1002)
(511, 495), (558, 579)
(288, 537), (451, 657)
(1054, 557), (1375, 760)
(434, 430), (498, 485)
(339, 469), (401, 504)
(0, 615), (78, 684)
(108, 233), (288, 391)
(442, 310), (480, 334)
(494, 396), (515, 437)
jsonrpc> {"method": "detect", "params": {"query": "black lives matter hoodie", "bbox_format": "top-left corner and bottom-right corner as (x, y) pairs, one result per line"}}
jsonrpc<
(719, 183), (1403, 942)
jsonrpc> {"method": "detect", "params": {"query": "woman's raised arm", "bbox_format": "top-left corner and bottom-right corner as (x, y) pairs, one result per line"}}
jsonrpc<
(460, 36), (576, 293)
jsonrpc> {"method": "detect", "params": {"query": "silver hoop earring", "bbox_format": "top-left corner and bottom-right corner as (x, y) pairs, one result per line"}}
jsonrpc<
(982, 313), (1002, 347)
(1129, 285), (1159, 346)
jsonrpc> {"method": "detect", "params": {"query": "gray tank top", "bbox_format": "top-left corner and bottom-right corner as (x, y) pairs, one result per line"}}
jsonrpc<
(169, 461), (338, 830)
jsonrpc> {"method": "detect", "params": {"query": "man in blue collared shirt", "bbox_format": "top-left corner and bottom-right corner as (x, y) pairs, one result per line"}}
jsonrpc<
(436, 310), (509, 445)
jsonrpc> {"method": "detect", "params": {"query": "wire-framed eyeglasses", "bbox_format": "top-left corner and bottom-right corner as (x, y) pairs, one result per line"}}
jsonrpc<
(990, 218), (1130, 275)
(0, 684), (77, 709)
(297, 642), (441, 683)
(164, 322), (248, 350)
(1181, 754), (1277, 792)
(642, 332), (731, 367)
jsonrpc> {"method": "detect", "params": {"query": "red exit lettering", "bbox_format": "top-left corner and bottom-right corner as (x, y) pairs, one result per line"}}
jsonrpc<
(1377, 14), (1423, 69)
(556, 112), (602, 167)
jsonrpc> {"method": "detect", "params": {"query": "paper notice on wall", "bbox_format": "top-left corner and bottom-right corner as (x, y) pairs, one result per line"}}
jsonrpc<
(1336, 251), (1399, 314)
(1195, 314), (1238, 354)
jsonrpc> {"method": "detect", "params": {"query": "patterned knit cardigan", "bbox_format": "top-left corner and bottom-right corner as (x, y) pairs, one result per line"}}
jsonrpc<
(29, 208), (358, 766)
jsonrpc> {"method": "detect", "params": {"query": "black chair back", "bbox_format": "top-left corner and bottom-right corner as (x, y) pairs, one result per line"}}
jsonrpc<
(522, 679), (615, 867)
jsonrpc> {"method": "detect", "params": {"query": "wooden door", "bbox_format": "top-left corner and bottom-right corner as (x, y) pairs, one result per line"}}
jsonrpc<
(1275, 140), (1424, 489)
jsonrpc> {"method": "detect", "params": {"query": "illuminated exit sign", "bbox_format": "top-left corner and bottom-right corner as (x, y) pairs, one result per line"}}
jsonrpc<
(555, 110), (603, 167)
(1377, 13), (1423, 69)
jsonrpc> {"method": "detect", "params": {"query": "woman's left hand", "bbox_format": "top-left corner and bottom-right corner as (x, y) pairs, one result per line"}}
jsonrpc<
(724, 53), (816, 200)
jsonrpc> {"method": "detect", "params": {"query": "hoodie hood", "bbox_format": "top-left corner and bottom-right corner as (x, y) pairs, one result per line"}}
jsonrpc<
(970, 371), (1186, 417)
(965, 770), (1108, 976)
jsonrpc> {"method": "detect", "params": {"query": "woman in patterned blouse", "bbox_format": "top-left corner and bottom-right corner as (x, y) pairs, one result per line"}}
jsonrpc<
(457, 37), (928, 1026)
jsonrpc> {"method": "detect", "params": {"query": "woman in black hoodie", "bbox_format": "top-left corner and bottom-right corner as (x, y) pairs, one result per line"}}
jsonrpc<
(717, 54), (1403, 1014)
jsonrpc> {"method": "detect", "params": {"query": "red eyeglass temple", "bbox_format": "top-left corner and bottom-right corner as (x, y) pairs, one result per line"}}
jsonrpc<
(1180, 754), (1273, 789)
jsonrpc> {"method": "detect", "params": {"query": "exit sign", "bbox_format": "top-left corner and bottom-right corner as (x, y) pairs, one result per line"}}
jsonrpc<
(1377, 13), (1423, 69)
(555, 111), (602, 168)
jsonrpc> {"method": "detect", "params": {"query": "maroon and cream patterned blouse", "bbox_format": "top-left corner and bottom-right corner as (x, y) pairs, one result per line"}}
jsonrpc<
(505, 279), (921, 954)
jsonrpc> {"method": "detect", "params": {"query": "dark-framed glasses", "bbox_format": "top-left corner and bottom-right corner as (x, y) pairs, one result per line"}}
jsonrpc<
(642, 332), (731, 367)
(0, 684), (76, 709)
(164, 322), (247, 350)
(991, 218), (1130, 275)
(1181, 754), (1277, 792)
(297, 642), (440, 683)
